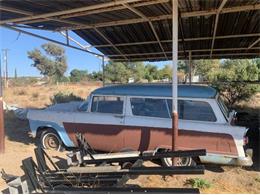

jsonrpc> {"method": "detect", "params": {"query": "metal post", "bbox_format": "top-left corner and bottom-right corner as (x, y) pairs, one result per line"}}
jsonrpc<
(102, 56), (105, 86)
(172, 0), (178, 166)
(65, 30), (69, 45)
(189, 51), (192, 85)
(0, 53), (5, 153)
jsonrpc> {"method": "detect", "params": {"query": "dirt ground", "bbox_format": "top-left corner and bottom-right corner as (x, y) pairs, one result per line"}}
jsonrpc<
(0, 83), (259, 193)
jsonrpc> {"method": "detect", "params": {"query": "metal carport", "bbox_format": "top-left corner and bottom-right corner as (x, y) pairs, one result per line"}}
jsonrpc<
(0, 0), (259, 162)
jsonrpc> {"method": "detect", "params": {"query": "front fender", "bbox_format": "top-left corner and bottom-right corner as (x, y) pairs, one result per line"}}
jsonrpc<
(29, 119), (75, 147)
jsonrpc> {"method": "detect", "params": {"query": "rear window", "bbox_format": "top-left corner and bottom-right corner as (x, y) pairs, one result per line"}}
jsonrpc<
(130, 98), (170, 118)
(167, 100), (217, 122)
(91, 96), (123, 114)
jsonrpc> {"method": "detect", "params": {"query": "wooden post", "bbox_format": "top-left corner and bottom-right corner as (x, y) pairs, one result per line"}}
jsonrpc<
(172, 0), (178, 166)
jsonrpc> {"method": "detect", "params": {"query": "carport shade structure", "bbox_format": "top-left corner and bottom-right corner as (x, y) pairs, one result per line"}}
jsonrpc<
(0, 0), (259, 157)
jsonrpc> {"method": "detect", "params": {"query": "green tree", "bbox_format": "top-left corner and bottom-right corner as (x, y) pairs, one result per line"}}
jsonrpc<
(210, 59), (259, 106)
(28, 42), (68, 83)
(104, 61), (130, 83)
(127, 62), (145, 82)
(144, 64), (159, 82)
(159, 64), (172, 80)
(194, 59), (220, 81)
(70, 69), (88, 82)
(90, 71), (103, 81)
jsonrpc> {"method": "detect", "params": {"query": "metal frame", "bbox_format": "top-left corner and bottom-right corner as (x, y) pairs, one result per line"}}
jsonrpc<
(122, 3), (168, 59)
(210, 0), (228, 58)
(12, 145), (205, 193)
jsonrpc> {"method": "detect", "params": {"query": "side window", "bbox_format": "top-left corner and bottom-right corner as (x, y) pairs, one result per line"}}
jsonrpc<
(167, 99), (216, 122)
(91, 96), (124, 114)
(130, 98), (170, 118)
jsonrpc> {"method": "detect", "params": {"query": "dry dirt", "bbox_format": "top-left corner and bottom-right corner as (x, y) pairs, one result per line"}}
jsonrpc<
(0, 83), (259, 193)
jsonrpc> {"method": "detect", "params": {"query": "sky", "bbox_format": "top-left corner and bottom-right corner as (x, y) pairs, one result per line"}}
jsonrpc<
(0, 27), (170, 77)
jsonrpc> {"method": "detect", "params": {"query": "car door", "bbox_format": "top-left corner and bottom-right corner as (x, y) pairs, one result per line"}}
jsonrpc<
(123, 96), (171, 151)
(64, 95), (126, 152)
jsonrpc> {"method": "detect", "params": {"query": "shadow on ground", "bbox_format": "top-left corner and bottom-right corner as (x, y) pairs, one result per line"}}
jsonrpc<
(4, 111), (34, 145)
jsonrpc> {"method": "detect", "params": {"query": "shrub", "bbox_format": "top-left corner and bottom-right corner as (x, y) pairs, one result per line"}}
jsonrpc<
(50, 92), (83, 104)
(32, 92), (39, 99)
(185, 178), (211, 189)
(14, 89), (27, 96)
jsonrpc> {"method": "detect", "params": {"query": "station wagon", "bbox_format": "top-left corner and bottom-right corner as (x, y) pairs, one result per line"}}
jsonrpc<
(27, 84), (253, 166)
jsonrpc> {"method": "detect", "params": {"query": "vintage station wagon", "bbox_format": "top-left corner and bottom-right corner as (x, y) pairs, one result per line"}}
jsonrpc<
(27, 84), (253, 166)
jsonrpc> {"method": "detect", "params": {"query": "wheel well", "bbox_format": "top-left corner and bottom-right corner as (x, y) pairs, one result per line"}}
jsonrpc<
(36, 127), (57, 138)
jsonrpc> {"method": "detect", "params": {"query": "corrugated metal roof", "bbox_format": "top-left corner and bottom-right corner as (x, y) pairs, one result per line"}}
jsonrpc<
(0, 0), (259, 61)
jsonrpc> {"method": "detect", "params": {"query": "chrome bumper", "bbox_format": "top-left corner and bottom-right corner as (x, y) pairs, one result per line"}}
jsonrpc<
(199, 149), (253, 166)
(237, 149), (253, 166)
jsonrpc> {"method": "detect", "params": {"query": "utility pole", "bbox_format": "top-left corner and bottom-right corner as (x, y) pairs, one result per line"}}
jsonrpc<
(0, 53), (5, 154)
(2, 49), (9, 88)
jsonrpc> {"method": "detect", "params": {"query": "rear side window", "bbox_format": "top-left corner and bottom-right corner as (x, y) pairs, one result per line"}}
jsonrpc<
(130, 98), (170, 118)
(167, 100), (216, 122)
(91, 96), (124, 114)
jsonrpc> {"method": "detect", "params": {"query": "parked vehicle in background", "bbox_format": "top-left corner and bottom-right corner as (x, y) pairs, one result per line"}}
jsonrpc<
(27, 84), (253, 167)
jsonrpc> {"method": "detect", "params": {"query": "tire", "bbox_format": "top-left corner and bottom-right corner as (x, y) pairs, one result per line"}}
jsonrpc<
(39, 129), (63, 151)
(160, 149), (196, 167)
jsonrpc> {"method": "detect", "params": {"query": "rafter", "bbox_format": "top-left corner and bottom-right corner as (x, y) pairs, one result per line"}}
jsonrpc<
(112, 53), (260, 61)
(0, 0), (143, 25)
(1, 3), (259, 30)
(248, 37), (260, 49)
(106, 47), (260, 57)
(19, 0), (170, 25)
(122, 3), (168, 59)
(90, 33), (260, 48)
(210, 0), (228, 58)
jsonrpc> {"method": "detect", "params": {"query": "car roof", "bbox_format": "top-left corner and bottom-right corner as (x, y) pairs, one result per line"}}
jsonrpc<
(91, 84), (218, 99)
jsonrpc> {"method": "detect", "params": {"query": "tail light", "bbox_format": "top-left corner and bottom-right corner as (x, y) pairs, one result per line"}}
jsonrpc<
(243, 136), (249, 145)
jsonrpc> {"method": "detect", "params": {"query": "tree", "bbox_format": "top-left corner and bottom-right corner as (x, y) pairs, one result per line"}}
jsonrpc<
(104, 61), (130, 83)
(70, 69), (88, 82)
(127, 62), (145, 82)
(159, 64), (172, 80)
(194, 59), (220, 81)
(28, 42), (68, 83)
(210, 59), (259, 107)
(90, 71), (103, 81)
(144, 64), (159, 82)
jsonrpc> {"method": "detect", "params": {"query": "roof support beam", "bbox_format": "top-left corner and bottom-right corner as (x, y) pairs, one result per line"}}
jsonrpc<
(112, 53), (260, 61)
(122, 3), (168, 59)
(248, 37), (260, 49)
(106, 47), (260, 57)
(0, 0), (143, 25)
(181, 4), (260, 18)
(19, 0), (170, 25)
(210, 0), (228, 58)
(54, 3), (260, 31)
(90, 33), (260, 48)
(1, 3), (259, 30)
(2, 25), (104, 57)
(94, 27), (128, 60)
(0, 5), (127, 60)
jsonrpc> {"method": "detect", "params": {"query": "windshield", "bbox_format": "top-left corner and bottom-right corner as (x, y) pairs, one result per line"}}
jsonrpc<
(217, 96), (229, 120)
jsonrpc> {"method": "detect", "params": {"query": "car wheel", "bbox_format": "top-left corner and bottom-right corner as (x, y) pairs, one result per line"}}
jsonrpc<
(160, 149), (196, 167)
(40, 129), (63, 151)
